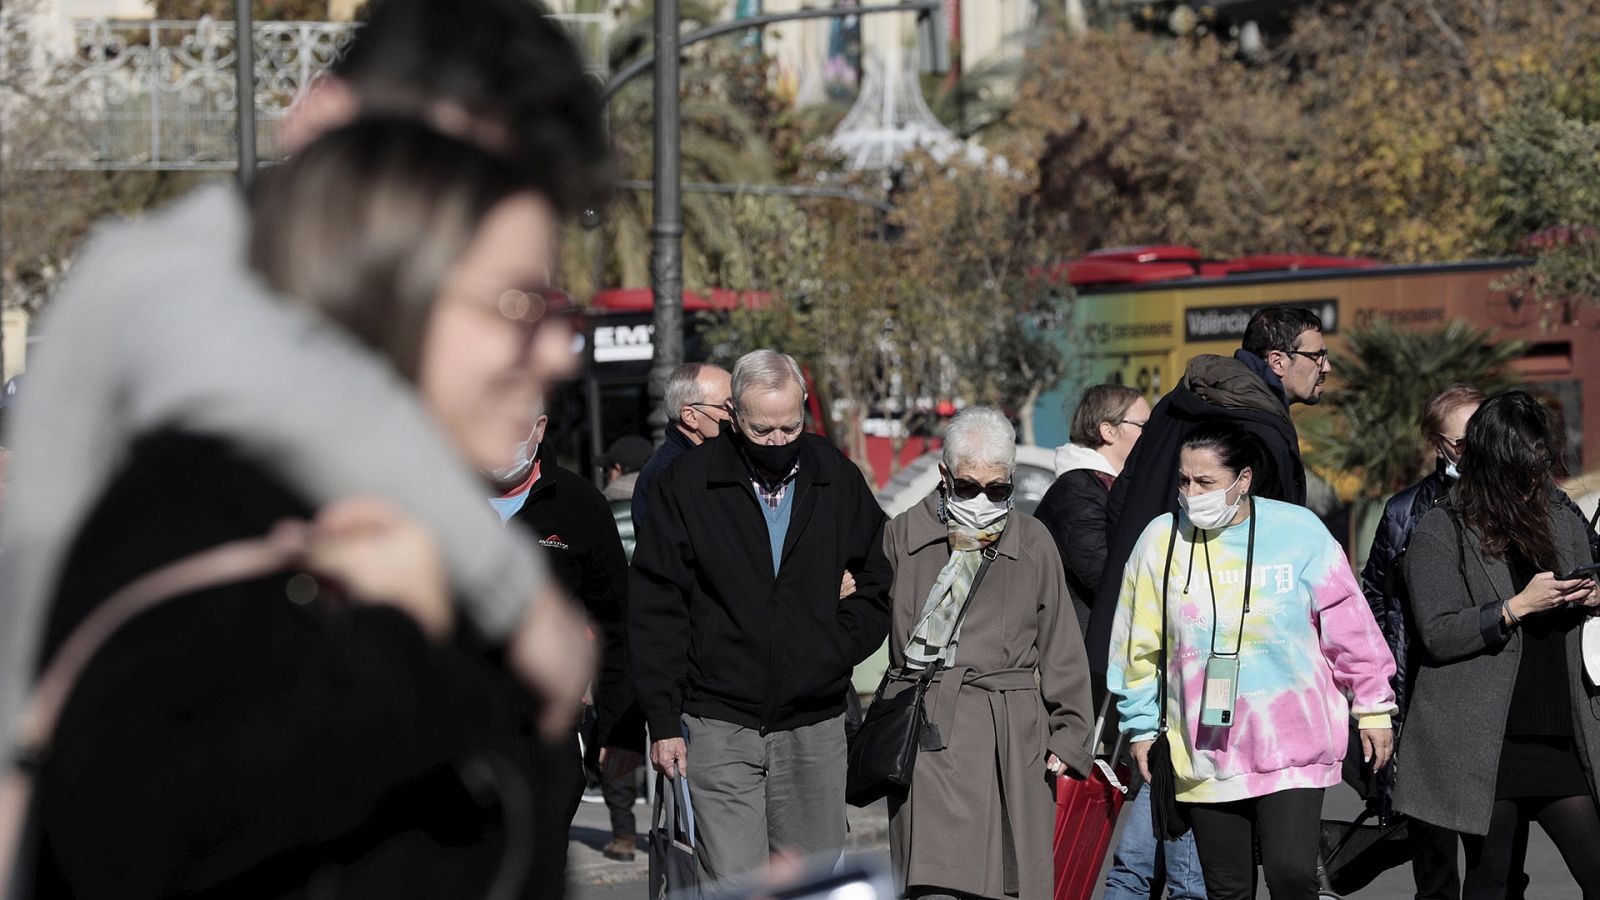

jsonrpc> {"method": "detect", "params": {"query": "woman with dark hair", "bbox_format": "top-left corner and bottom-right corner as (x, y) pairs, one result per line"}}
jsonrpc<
(1396, 390), (1600, 900)
(1108, 421), (1396, 900)
(1357, 383), (1484, 900)
(32, 119), (580, 899)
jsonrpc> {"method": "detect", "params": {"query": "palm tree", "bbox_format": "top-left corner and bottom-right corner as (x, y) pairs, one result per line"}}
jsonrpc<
(589, 1), (783, 292)
(1302, 320), (1525, 502)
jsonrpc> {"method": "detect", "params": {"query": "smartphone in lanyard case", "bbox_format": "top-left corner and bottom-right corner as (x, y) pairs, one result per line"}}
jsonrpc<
(1201, 654), (1240, 726)
(1196, 510), (1254, 728)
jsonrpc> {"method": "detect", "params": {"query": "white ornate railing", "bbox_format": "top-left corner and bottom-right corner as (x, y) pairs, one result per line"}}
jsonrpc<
(0, 14), (610, 171)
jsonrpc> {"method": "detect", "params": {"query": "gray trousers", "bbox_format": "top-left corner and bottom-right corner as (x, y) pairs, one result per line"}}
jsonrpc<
(682, 713), (848, 882)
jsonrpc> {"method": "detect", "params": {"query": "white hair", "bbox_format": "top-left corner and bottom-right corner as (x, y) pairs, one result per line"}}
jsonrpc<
(942, 407), (1017, 474)
(664, 363), (719, 426)
(730, 349), (806, 413)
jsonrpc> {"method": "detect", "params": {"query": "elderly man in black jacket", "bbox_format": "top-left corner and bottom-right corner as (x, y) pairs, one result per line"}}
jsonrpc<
(629, 348), (892, 882)
(1086, 306), (1330, 677)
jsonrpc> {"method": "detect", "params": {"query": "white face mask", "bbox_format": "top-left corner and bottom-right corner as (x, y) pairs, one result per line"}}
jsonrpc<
(945, 489), (1011, 531)
(490, 439), (538, 483)
(1444, 460), (1460, 480)
(1178, 475), (1244, 531)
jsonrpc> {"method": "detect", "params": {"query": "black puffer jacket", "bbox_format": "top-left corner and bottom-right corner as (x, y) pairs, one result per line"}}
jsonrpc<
(1359, 463), (1453, 723)
(1085, 351), (1307, 678)
(1034, 461), (1116, 637)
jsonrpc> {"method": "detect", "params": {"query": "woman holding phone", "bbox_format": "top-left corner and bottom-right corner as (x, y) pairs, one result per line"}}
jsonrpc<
(1397, 390), (1600, 900)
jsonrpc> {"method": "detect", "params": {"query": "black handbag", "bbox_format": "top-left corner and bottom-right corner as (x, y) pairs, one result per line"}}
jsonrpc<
(648, 774), (701, 899)
(845, 545), (998, 808)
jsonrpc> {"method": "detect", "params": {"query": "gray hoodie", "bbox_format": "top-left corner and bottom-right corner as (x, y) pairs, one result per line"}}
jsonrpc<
(0, 185), (550, 746)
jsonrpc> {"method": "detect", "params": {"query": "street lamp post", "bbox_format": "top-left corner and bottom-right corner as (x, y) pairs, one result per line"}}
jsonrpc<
(234, 0), (257, 191)
(645, 0), (683, 443)
(623, 0), (942, 443)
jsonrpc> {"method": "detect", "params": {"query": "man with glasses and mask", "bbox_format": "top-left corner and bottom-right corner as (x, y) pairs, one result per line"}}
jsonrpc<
(1086, 306), (1331, 682)
(632, 362), (732, 531)
(628, 348), (892, 882)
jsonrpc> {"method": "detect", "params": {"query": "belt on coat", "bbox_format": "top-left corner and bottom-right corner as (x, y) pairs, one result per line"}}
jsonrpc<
(897, 665), (1040, 895)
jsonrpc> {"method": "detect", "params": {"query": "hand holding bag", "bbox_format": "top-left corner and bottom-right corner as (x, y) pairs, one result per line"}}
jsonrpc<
(845, 544), (998, 807)
(648, 774), (701, 899)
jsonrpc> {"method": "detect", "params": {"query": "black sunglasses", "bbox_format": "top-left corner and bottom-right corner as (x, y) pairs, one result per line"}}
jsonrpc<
(948, 478), (1014, 503)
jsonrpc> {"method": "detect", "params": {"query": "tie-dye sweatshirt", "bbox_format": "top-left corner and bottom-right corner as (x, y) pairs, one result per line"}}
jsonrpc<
(1108, 498), (1397, 803)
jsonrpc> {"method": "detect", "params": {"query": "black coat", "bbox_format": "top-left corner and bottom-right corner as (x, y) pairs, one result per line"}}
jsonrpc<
(507, 454), (639, 750)
(36, 432), (563, 900)
(1363, 469), (1600, 719)
(631, 425), (694, 533)
(629, 433), (892, 739)
(1085, 364), (1306, 678)
(1033, 467), (1115, 636)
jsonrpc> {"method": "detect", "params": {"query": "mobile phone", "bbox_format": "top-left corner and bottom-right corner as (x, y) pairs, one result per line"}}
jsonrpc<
(1558, 562), (1600, 582)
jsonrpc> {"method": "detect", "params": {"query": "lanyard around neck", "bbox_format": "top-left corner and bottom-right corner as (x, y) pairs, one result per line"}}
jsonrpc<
(1198, 502), (1256, 657)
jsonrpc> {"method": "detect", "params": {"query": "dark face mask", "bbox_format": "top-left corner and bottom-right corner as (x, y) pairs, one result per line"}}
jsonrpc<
(736, 431), (803, 485)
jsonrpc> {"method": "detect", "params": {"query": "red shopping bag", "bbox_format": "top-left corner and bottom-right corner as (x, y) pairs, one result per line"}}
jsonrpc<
(1052, 703), (1131, 900)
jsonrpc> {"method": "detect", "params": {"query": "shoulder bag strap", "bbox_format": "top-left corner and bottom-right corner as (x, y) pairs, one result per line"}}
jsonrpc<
(1156, 514), (1180, 737)
(1, 535), (301, 900)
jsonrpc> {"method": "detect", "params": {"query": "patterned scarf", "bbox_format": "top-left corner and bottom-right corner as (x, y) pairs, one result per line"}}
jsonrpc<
(905, 510), (1008, 668)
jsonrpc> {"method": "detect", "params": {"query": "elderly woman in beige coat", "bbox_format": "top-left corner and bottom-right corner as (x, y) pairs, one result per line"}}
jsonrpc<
(883, 406), (1096, 900)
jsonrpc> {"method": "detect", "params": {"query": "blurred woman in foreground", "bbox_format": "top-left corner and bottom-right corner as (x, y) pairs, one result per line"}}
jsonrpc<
(33, 120), (580, 899)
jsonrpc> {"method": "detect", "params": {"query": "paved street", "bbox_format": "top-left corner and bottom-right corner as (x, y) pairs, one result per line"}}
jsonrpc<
(568, 783), (1583, 900)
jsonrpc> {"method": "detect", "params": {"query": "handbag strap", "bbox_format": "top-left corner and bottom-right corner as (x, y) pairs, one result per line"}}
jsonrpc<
(2, 534), (301, 900)
(14, 534), (302, 761)
(1156, 514), (1180, 737)
(887, 525), (1006, 691)
(654, 774), (695, 848)
(935, 543), (999, 675)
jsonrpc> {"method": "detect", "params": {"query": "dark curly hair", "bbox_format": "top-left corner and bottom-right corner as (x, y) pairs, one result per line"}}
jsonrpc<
(1455, 390), (1565, 569)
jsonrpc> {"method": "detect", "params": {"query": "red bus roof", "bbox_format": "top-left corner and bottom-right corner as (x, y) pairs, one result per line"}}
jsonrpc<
(1052, 246), (1380, 288)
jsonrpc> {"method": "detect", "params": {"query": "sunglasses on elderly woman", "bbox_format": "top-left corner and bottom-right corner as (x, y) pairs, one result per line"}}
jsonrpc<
(948, 478), (1014, 503)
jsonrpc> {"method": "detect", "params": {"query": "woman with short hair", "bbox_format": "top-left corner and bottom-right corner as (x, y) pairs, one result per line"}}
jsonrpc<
(882, 406), (1094, 900)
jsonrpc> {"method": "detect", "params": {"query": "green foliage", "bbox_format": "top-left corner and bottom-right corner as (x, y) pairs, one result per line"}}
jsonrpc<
(1303, 321), (1524, 500)
(1483, 98), (1600, 317)
(1486, 100), (1600, 250)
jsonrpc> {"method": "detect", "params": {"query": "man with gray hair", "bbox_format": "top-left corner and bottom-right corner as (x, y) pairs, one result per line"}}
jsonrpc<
(629, 348), (893, 881)
(631, 362), (732, 530)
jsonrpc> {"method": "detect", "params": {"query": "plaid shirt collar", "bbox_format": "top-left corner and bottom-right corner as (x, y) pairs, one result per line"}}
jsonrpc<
(751, 462), (800, 510)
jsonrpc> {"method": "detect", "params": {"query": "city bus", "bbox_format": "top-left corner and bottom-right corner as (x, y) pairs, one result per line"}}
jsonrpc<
(1030, 248), (1600, 472)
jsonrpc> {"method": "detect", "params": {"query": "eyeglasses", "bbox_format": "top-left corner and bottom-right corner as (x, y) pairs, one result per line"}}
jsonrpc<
(447, 286), (579, 343)
(1286, 349), (1330, 364)
(949, 478), (1014, 502)
(687, 402), (731, 417)
(1440, 434), (1466, 453)
(1119, 419), (1147, 430)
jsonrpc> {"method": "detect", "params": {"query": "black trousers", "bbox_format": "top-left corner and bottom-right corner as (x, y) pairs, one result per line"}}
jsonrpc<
(1183, 788), (1324, 900)
(1410, 817), (1461, 900)
(602, 766), (641, 838)
(1461, 795), (1600, 900)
